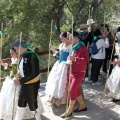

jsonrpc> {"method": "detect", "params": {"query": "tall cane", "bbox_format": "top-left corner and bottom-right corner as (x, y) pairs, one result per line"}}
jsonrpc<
(65, 16), (74, 119)
(86, 6), (93, 81)
(103, 34), (115, 94)
(12, 32), (22, 120)
(86, 5), (91, 49)
(0, 23), (3, 90)
(47, 20), (53, 76)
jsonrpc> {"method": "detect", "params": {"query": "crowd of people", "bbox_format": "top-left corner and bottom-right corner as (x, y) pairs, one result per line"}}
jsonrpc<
(0, 18), (120, 119)
(46, 19), (120, 118)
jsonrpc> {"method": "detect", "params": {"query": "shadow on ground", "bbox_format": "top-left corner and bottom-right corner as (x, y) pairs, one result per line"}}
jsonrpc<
(35, 81), (120, 120)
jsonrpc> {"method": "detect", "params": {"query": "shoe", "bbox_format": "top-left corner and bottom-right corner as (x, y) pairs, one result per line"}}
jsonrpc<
(73, 107), (87, 113)
(88, 80), (92, 82)
(96, 82), (102, 85)
(61, 112), (72, 118)
(98, 76), (102, 80)
(112, 99), (120, 102)
(61, 100), (76, 118)
(85, 77), (89, 82)
(92, 83), (96, 85)
(102, 72), (107, 78)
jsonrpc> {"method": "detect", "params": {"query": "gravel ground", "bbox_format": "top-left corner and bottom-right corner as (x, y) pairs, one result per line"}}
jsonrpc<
(39, 81), (120, 120)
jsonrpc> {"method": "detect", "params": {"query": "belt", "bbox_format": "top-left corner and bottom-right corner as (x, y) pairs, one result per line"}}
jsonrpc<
(24, 76), (40, 84)
(81, 70), (86, 72)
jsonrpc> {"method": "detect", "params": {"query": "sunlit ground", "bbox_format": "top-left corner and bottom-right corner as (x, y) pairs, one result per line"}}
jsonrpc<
(39, 81), (120, 120)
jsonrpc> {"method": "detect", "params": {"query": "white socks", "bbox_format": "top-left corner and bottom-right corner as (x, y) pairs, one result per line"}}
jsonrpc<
(31, 108), (41, 120)
(15, 107), (26, 120)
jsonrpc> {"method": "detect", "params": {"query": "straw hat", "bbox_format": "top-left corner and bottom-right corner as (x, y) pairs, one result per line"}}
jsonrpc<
(79, 24), (88, 32)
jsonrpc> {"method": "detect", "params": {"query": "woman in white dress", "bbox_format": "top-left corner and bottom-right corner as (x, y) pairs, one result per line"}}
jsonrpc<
(105, 27), (120, 101)
(0, 48), (44, 120)
(45, 31), (72, 106)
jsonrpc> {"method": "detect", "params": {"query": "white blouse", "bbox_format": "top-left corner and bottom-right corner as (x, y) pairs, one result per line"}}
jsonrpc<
(91, 38), (109, 59)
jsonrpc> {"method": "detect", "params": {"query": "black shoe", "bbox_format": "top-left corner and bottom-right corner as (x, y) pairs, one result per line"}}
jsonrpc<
(73, 107), (87, 113)
(61, 112), (72, 118)
(112, 99), (120, 102)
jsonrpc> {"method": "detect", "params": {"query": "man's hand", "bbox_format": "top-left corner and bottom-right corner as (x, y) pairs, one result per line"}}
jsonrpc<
(0, 60), (4, 66)
(49, 44), (53, 50)
(17, 70), (22, 78)
(88, 27), (92, 33)
(0, 78), (5, 82)
(69, 55), (75, 62)
(109, 60), (113, 64)
(14, 80), (20, 86)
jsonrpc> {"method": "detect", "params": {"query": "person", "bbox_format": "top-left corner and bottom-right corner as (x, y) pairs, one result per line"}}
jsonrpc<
(105, 26), (120, 102)
(105, 58), (120, 102)
(0, 48), (44, 120)
(115, 26), (120, 58)
(61, 31), (88, 118)
(12, 39), (43, 120)
(78, 24), (93, 82)
(45, 31), (72, 106)
(87, 19), (95, 28)
(86, 19), (96, 82)
(100, 24), (115, 77)
(86, 19), (95, 44)
(91, 29), (109, 85)
(116, 26), (120, 41)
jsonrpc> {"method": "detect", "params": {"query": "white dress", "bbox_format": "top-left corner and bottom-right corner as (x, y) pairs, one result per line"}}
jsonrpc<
(0, 58), (44, 120)
(45, 44), (72, 99)
(106, 57), (120, 99)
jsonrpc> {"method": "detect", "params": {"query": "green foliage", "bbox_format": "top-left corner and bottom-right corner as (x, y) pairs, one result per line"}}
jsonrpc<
(0, 0), (119, 82)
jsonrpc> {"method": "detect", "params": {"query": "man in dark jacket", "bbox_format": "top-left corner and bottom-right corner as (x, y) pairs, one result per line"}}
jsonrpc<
(13, 39), (40, 120)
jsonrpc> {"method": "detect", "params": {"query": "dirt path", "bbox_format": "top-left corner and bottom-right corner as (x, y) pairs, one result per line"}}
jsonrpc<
(40, 82), (120, 120)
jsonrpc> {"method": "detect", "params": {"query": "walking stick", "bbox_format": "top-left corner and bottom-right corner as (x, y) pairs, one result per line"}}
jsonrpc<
(47, 20), (53, 76)
(103, 35), (115, 94)
(86, 6), (93, 81)
(12, 32), (22, 120)
(65, 16), (74, 119)
(87, 5), (92, 48)
(0, 23), (3, 90)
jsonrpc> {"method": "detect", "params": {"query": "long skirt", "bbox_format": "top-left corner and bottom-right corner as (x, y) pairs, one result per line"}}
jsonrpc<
(45, 60), (68, 105)
(105, 65), (120, 99)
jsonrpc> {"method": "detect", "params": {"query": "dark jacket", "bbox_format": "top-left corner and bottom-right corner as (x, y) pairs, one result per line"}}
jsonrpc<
(19, 49), (40, 84)
(79, 31), (94, 46)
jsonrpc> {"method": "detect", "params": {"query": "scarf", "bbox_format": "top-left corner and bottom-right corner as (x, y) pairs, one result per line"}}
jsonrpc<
(23, 50), (40, 63)
(92, 36), (102, 42)
(71, 41), (85, 52)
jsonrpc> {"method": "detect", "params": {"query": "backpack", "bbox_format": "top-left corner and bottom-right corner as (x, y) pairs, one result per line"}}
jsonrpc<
(88, 39), (102, 55)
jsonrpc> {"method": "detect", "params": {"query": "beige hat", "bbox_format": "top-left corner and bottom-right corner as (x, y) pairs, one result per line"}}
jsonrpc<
(79, 24), (88, 32)
(87, 19), (95, 25)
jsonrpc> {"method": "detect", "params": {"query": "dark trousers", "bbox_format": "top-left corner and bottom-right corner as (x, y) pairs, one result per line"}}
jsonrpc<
(91, 58), (104, 83)
(85, 63), (88, 77)
(103, 48), (115, 75)
(18, 81), (40, 111)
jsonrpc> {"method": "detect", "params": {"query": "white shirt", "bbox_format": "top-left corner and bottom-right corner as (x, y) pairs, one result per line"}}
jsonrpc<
(91, 38), (109, 59)
(116, 32), (120, 44)
(19, 58), (24, 77)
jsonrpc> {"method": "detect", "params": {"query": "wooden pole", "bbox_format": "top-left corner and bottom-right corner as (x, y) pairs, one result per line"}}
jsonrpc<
(0, 23), (3, 90)
(47, 20), (53, 76)
(103, 6), (115, 94)
(86, 5), (92, 81)
(65, 16), (74, 119)
(12, 32), (22, 120)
